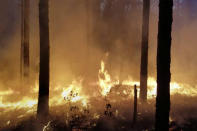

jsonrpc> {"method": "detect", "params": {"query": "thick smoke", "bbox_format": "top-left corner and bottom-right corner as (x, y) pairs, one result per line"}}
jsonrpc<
(0, 0), (197, 128)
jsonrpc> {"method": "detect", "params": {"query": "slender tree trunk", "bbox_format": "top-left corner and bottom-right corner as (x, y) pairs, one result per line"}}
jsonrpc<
(133, 85), (138, 125)
(20, 0), (24, 79)
(140, 0), (150, 102)
(23, 0), (30, 77)
(37, 0), (50, 119)
(155, 0), (173, 130)
(85, 0), (90, 77)
(21, 0), (30, 79)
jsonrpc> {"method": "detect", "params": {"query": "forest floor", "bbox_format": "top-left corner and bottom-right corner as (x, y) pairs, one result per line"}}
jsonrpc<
(1, 95), (197, 131)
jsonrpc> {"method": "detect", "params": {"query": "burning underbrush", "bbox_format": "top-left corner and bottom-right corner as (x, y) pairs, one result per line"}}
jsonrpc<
(1, 60), (197, 130)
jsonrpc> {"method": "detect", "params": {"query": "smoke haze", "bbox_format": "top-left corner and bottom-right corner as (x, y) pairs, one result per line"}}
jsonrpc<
(0, 0), (197, 128)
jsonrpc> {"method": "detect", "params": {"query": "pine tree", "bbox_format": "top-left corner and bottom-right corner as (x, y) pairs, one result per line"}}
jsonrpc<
(21, 0), (30, 79)
(37, 0), (50, 119)
(140, 0), (150, 102)
(155, 0), (173, 130)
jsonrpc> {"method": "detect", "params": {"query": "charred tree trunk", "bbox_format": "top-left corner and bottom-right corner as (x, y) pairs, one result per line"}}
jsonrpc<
(37, 0), (50, 119)
(21, 0), (30, 79)
(133, 85), (138, 125)
(155, 0), (173, 130)
(140, 0), (150, 102)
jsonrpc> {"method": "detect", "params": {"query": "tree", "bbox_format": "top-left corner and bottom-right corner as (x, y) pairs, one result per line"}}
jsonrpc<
(155, 0), (173, 130)
(37, 0), (50, 119)
(140, 0), (150, 102)
(84, 0), (91, 77)
(21, 0), (30, 79)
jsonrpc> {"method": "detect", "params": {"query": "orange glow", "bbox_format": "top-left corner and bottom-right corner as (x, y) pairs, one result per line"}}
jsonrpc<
(0, 60), (197, 119)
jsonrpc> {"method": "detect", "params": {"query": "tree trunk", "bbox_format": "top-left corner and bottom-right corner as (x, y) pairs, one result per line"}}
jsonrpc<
(140, 0), (150, 102)
(85, 0), (90, 77)
(133, 85), (138, 125)
(37, 0), (50, 119)
(21, 0), (30, 79)
(155, 0), (173, 130)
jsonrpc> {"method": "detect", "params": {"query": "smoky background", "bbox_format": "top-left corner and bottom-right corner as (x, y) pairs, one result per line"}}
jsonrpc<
(0, 0), (197, 104)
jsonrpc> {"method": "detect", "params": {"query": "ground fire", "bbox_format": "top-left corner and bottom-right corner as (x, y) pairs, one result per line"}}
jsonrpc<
(1, 0), (197, 131)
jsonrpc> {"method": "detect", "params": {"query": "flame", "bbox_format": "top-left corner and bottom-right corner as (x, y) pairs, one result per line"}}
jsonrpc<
(0, 89), (14, 96)
(61, 80), (82, 102)
(1, 60), (197, 123)
(123, 76), (197, 98)
(48, 79), (89, 108)
(98, 60), (197, 99)
(0, 97), (37, 108)
(61, 79), (88, 106)
(98, 60), (119, 96)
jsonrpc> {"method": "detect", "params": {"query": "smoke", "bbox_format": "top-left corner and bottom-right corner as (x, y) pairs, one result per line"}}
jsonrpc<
(0, 0), (197, 128)
(0, 0), (142, 93)
(0, 0), (21, 93)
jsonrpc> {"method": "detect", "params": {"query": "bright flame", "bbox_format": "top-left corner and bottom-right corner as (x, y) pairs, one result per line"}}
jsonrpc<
(98, 60), (197, 99)
(98, 60), (119, 96)
(59, 79), (89, 107)
(0, 97), (37, 108)
(123, 77), (197, 98)
(1, 60), (197, 122)
(61, 80), (82, 102)
(0, 89), (14, 96)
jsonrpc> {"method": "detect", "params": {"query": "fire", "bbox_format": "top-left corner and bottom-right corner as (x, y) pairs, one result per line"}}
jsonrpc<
(98, 60), (119, 96)
(61, 80), (82, 102)
(0, 97), (37, 109)
(49, 79), (89, 107)
(0, 89), (14, 96)
(61, 79), (88, 104)
(122, 76), (197, 98)
(98, 60), (197, 99)
(0, 60), (197, 123)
